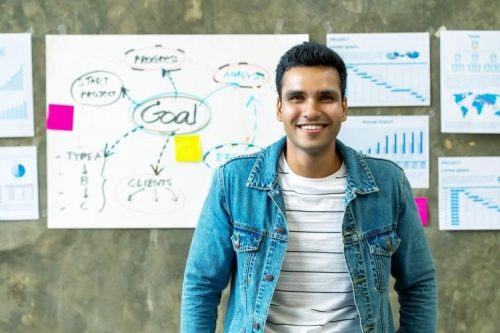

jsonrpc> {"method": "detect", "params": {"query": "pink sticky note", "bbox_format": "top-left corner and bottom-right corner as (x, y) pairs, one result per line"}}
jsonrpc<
(46, 104), (74, 131)
(415, 197), (429, 226)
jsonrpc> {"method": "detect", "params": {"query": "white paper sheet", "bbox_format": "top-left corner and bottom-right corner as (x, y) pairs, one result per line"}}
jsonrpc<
(0, 33), (34, 137)
(46, 34), (308, 229)
(439, 157), (500, 230)
(440, 30), (500, 133)
(338, 116), (429, 188)
(327, 33), (430, 107)
(0, 146), (39, 220)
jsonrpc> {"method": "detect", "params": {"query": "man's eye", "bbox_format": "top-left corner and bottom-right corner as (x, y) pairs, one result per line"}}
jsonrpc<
(289, 95), (304, 101)
(320, 95), (335, 101)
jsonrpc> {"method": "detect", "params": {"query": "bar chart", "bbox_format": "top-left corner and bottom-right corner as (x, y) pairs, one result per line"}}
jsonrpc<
(338, 116), (429, 188)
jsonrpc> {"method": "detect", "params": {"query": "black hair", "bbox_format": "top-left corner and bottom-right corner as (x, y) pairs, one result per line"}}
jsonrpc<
(275, 41), (347, 100)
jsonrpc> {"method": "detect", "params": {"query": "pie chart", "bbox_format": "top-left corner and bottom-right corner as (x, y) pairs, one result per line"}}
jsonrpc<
(12, 163), (26, 178)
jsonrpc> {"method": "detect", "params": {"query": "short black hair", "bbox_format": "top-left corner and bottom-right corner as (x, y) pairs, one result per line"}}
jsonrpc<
(275, 41), (347, 100)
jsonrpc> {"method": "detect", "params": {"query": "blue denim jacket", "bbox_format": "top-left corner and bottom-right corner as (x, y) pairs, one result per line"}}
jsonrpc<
(182, 137), (436, 333)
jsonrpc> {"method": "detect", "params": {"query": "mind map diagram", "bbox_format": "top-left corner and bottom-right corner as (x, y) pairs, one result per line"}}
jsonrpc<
(46, 35), (307, 228)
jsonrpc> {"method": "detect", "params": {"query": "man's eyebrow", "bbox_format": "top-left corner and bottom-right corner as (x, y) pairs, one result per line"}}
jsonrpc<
(283, 90), (304, 98)
(317, 89), (340, 96)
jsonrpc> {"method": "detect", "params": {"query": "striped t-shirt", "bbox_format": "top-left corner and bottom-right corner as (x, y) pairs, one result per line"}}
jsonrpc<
(265, 154), (362, 333)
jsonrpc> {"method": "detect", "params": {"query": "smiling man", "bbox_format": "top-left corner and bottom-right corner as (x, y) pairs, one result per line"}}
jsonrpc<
(182, 42), (436, 333)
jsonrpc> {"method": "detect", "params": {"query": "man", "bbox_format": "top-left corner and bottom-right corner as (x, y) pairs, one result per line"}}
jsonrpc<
(182, 41), (436, 333)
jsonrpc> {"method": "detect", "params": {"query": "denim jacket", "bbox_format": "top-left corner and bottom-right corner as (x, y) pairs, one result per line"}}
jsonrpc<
(182, 137), (436, 333)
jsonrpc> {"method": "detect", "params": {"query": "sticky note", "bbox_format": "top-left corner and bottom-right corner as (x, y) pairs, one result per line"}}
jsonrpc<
(175, 135), (203, 162)
(46, 104), (74, 131)
(415, 197), (429, 226)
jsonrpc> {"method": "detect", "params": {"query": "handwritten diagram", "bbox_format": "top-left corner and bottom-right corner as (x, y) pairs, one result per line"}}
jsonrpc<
(46, 35), (307, 228)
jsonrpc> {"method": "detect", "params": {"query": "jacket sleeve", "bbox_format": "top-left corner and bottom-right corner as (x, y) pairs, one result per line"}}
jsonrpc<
(181, 167), (234, 333)
(392, 174), (437, 333)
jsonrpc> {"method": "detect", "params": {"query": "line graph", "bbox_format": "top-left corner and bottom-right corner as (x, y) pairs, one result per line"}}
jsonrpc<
(0, 65), (23, 91)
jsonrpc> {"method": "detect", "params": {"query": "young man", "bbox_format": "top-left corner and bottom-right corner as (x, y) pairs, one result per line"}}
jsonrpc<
(182, 42), (436, 333)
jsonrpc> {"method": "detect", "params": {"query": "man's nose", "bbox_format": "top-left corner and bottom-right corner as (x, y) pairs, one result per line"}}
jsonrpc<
(303, 99), (321, 119)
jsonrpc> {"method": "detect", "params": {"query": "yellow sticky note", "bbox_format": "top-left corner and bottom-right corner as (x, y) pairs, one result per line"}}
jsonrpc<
(175, 135), (203, 162)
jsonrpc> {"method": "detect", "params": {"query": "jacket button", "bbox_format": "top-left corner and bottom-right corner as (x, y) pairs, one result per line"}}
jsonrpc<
(276, 227), (284, 234)
(265, 274), (274, 281)
(253, 322), (260, 330)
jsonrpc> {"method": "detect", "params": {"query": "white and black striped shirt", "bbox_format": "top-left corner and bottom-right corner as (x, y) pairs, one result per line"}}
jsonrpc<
(266, 154), (362, 333)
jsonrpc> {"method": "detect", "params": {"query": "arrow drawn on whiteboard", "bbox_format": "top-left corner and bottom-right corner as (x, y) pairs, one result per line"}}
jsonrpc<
(98, 125), (144, 212)
(245, 95), (261, 145)
(121, 87), (139, 106)
(161, 69), (178, 98)
(82, 163), (87, 175)
(154, 189), (159, 202)
(198, 82), (239, 105)
(128, 188), (145, 201)
(151, 135), (173, 176)
(105, 125), (144, 157)
(165, 187), (179, 202)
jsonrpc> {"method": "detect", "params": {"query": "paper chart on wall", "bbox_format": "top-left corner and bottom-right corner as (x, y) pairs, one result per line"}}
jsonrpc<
(337, 115), (429, 188)
(440, 30), (500, 133)
(0, 146), (39, 221)
(327, 32), (430, 107)
(46, 34), (308, 229)
(439, 157), (500, 230)
(0, 33), (34, 138)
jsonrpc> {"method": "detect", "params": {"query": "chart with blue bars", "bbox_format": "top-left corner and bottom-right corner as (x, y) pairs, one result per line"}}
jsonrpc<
(0, 33), (34, 137)
(439, 157), (500, 230)
(338, 115), (429, 188)
(327, 32), (430, 107)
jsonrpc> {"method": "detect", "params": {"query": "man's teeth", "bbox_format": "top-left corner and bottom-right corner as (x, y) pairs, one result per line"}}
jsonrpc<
(301, 124), (322, 130)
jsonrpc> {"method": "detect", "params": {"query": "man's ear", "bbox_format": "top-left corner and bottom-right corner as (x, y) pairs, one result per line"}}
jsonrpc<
(341, 97), (348, 122)
(276, 98), (283, 121)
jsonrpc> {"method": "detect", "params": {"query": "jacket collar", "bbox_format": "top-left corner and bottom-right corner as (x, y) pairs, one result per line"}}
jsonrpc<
(246, 136), (379, 196)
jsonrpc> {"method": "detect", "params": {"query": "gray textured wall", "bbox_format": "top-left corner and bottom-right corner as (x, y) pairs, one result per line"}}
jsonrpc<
(0, 0), (499, 332)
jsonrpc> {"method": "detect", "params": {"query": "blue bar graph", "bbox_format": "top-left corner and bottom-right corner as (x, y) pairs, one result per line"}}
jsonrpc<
(361, 131), (424, 157)
(0, 101), (28, 120)
(338, 116), (429, 188)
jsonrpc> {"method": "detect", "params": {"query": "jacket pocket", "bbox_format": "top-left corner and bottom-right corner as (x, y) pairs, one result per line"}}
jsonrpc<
(367, 230), (401, 293)
(231, 226), (263, 286)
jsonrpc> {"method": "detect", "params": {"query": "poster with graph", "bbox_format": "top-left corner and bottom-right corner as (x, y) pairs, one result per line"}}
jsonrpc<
(46, 34), (307, 228)
(327, 32), (430, 107)
(338, 115), (429, 188)
(0, 33), (34, 137)
(440, 31), (500, 133)
(0, 146), (39, 220)
(439, 157), (500, 230)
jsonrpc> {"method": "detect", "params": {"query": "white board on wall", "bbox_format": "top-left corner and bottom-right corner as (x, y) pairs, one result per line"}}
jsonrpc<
(46, 34), (308, 229)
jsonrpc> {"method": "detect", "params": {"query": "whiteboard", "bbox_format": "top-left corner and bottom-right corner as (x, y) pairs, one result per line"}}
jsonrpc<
(46, 34), (308, 228)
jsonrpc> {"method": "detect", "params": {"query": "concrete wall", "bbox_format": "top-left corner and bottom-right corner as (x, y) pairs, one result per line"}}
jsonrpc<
(0, 0), (498, 332)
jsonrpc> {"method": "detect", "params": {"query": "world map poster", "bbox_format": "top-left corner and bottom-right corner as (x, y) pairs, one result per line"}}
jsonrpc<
(440, 30), (500, 133)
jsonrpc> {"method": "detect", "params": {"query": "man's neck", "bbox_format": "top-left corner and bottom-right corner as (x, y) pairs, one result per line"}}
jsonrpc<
(284, 146), (342, 179)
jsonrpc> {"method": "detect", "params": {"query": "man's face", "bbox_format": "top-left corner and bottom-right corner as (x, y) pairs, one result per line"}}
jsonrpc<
(277, 66), (347, 159)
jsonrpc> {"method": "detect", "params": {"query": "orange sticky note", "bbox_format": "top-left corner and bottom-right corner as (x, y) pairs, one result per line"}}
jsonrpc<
(174, 135), (203, 162)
